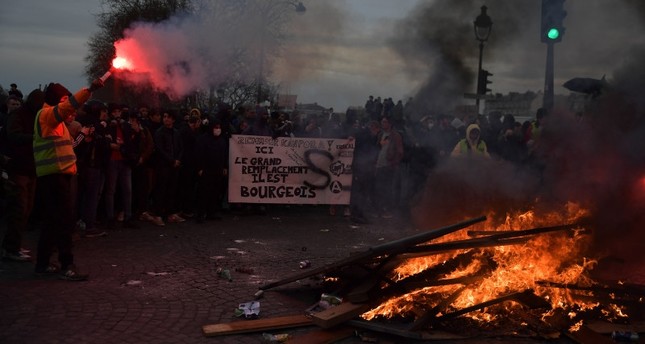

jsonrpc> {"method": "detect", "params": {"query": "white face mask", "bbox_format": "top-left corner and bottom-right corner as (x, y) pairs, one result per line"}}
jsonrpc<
(427, 123), (434, 130)
(213, 128), (222, 136)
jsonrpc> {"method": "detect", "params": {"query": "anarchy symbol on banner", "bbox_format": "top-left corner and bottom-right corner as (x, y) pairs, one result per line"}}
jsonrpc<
(329, 180), (343, 194)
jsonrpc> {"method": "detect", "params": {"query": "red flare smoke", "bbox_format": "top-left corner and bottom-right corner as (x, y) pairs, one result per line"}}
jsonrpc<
(100, 55), (134, 82)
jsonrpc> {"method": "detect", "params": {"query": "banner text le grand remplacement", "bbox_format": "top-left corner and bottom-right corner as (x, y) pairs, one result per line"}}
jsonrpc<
(228, 135), (354, 204)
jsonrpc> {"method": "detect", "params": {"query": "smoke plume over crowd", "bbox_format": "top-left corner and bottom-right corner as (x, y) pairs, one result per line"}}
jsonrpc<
(401, 1), (645, 266)
(113, 1), (265, 99)
(112, 0), (343, 100)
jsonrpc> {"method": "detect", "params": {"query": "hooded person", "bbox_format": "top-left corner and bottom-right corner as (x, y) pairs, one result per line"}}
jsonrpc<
(450, 124), (490, 158)
(189, 108), (202, 119)
(32, 78), (104, 281)
(194, 118), (229, 222)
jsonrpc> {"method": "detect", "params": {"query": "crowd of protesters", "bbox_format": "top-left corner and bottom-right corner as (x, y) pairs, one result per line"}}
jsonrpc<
(0, 84), (546, 280)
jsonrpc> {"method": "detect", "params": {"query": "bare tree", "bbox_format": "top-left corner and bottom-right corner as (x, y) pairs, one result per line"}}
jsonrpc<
(85, 0), (193, 80)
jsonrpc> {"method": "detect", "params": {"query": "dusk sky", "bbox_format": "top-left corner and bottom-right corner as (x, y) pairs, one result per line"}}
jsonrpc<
(1, 0), (644, 112)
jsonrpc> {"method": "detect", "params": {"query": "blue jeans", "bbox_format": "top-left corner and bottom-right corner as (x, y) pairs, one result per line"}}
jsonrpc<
(105, 160), (132, 221)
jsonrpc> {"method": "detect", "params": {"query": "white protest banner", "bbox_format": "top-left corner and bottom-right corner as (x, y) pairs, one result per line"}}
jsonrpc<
(228, 135), (354, 204)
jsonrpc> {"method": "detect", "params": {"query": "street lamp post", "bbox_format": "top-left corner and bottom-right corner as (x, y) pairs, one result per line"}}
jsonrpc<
(256, 1), (306, 105)
(474, 5), (492, 112)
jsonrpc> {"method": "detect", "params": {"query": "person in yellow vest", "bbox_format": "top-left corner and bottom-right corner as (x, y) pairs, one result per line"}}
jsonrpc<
(450, 124), (490, 158)
(528, 107), (546, 152)
(33, 79), (103, 281)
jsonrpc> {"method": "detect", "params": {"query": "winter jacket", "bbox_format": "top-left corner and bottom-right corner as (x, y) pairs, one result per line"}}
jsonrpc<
(33, 88), (91, 176)
(451, 124), (489, 158)
(153, 126), (183, 167)
(195, 132), (229, 173)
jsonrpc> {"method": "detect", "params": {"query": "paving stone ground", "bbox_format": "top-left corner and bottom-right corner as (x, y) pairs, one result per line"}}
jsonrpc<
(1, 206), (643, 344)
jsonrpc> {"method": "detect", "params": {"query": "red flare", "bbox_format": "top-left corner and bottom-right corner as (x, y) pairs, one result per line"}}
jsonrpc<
(111, 56), (132, 70)
(99, 56), (133, 82)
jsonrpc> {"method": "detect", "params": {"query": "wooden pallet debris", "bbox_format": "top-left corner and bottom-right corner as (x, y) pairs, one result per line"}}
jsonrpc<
(202, 314), (311, 336)
(201, 216), (633, 343)
(310, 302), (373, 329)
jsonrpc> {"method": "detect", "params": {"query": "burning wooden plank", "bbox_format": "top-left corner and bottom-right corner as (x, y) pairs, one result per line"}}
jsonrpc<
(376, 254), (496, 302)
(399, 236), (529, 256)
(466, 221), (589, 240)
(433, 290), (547, 323)
(259, 216), (486, 291)
(343, 221), (586, 305)
(408, 285), (469, 331)
(402, 266), (549, 331)
(345, 243), (485, 303)
(253, 216), (607, 341)
(537, 280), (645, 297)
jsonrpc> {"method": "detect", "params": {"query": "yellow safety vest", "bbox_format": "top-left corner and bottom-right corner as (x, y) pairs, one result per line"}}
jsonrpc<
(33, 108), (77, 176)
(457, 139), (487, 155)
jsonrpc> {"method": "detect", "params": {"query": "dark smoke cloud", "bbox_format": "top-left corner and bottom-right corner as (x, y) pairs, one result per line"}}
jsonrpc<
(406, 1), (645, 268)
(388, 0), (645, 118)
(387, 0), (537, 117)
(613, 46), (645, 116)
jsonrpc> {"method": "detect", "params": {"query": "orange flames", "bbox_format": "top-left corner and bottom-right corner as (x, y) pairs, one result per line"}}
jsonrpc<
(362, 202), (629, 325)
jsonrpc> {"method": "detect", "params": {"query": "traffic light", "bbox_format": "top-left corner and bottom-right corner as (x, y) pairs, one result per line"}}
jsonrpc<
(477, 69), (493, 95)
(541, 0), (566, 43)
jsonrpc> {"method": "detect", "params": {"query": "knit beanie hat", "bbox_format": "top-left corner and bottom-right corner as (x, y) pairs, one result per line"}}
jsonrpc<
(44, 83), (71, 106)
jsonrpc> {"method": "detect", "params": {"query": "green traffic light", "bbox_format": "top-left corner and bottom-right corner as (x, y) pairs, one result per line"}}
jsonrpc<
(547, 27), (560, 40)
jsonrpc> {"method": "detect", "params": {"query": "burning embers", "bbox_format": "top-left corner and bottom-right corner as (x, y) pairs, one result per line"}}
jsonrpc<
(260, 203), (643, 340)
(364, 203), (599, 325)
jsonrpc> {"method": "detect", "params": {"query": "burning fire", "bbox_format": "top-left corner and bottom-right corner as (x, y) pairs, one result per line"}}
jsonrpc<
(361, 202), (629, 325)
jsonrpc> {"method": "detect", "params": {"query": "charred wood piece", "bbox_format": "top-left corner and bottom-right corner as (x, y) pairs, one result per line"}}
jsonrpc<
(400, 237), (529, 256)
(466, 221), (590, 241)
(408, 286), (469, 331)
(434, 290), (546, 323)
(259, 216), (486, 290)
(346, 251), (480, 303)
(537, 281), (645, 297)
(378, 254), (496, 302)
